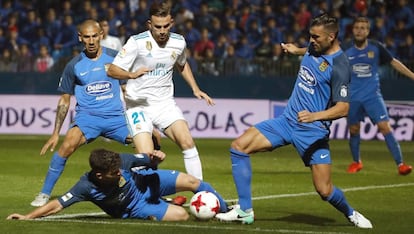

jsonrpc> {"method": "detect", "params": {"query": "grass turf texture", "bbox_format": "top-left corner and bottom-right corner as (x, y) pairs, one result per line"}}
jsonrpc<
(0, 135), (413, 234)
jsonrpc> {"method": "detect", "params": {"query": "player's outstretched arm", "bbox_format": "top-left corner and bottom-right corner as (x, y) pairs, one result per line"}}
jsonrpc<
(40, 94), (71, 155)
(390, 58), (414, 80)
(281, 43), (307, 56)
(107, 64), (151, 80)
(6, 200), (64, 220)
(176, 62), (215, 106)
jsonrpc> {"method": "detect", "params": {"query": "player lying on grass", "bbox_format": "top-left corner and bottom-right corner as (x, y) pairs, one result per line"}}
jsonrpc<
(7, 149), (228, 221)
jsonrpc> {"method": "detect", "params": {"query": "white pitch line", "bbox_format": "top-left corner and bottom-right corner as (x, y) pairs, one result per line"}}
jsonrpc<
(38, 182), (414, 233)
(39, 218), (350, 234)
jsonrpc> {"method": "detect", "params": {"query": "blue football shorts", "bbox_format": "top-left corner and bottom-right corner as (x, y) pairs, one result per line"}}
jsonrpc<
(72, 112), (129, 144)
(348, 96), (389, 125)
(255, 115), (331, 166)
(130, 169), (180, 221)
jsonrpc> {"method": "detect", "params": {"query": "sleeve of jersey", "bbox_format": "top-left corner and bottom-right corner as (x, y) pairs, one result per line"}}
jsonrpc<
(175, 34), (187, 66)
(57, 178), (90, 208)
(112, 37), (139, 72)
(57, 61), (77, 95)
(120, 153), (151, 170)
(373, 40), (393, 65)
(331, 54), (351, 103)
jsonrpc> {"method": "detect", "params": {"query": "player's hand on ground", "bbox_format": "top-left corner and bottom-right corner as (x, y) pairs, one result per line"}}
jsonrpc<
(194, 90), (215, 106)
(130, 67), (151, 79)
(40, 134), (59, 155)
(297, 110), (315, 123)
(6, 213), (27, 220)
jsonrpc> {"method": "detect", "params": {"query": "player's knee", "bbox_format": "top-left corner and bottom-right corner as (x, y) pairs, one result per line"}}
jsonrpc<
(315, 185), (332, 200)
(349, 124), (360, 135)
(59, 142), (77, 156)
(177, 172), (200, 191)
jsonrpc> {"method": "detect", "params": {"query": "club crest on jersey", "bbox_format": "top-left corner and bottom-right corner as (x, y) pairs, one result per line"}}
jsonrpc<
(118, 176), (126, 187)
(135, 123), (141, 131)
(298, 66), (317, 86)
(340, 85), (348, 97)
(171, 51), (177, 60)
(367, 51), (374, 58)
(319, 61), (328, 71)
(146, 41), (153, 57)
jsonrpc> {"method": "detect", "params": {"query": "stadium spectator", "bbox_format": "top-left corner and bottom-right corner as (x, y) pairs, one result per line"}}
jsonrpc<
(52, 14), (78, 61)
(225, 18), (241, 45)
(19, 9), (40, 43)
(213, 33), (229, 58)
(29, 20), (138, 207)
(42, 8), (61, 41)
(217, 13), (373, 229)
(34, 44), (54, 73)
(208, 17), (222, 42)
(8, 148), (228, 221)
(193, 28), (215, 61)
(5, 26), (29, 54)
(107, 1), (214, 181)
(32, 27), (52, 56)
(16, 43), (34, 72)
(254, 33), (273, 59)
(99, 19), (123, 51)
(193, 2), (214, 30)
(398, 34), (414, 61)
(246, 19), (262, 49)
(182, 19), (200, 50)
(200, 48), (219, 76)
(134, 0), (150, 25)
(0, 48), (17, 72)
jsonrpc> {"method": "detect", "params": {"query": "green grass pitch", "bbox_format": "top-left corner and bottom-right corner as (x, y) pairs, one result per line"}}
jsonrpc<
(0, 135), (413, 234)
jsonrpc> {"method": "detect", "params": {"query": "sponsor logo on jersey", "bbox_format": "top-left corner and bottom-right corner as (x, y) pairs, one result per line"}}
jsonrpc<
(118, 48), (126, 58)
(298, 66), (317, 86)
(85, 81), (112, 96)
(319, 61), (328, 72)
(352, 63), (372, 77)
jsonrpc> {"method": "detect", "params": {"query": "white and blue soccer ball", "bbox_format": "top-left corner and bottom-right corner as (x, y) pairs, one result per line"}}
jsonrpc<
(189, 191), (220, 220)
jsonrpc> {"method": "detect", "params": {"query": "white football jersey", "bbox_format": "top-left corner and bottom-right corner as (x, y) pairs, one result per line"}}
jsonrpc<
(112, 31), (187, 106)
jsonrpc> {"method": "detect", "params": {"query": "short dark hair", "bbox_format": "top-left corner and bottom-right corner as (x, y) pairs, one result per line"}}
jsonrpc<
(89, 149), (121, 173)
(149, 1), (172, 18)
(311, 13), (339, 37)
(353, 17), (370, 29)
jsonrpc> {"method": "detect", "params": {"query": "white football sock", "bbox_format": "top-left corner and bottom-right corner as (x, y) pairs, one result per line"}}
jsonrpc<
(183, 147), (203, 180)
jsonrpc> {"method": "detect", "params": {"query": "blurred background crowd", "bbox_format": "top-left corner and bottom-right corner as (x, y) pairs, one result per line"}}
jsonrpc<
(0, 0), (413, 76)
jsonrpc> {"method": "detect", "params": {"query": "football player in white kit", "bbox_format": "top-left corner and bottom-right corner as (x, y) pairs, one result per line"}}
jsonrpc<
(107, 1), (214, 180)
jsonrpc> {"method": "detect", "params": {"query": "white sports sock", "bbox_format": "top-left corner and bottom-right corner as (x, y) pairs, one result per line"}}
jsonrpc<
(183, 147), (203, 180)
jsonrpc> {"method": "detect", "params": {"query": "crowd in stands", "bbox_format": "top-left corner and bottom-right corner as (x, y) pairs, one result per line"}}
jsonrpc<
(0, 0), (413, 75)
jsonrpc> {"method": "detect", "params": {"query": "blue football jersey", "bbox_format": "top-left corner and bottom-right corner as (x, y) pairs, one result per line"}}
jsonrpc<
(283, 49), (350, 129)
(57, 153), (151, 218)
(342, 39), (393, 101)
(57, 47), (125, 116)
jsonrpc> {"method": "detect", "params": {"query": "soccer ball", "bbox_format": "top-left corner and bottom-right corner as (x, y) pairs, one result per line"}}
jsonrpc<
(189, 191), (220, 220)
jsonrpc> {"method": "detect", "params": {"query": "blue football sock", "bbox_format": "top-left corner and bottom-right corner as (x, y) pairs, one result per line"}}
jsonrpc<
(349, 134), (361, 162)
(230, 148), (252, 211)
(384, 133), (403, 165)
(326, 186), (353, 217)
(41, 153), (67, 195)
(197, 181), (228, 212)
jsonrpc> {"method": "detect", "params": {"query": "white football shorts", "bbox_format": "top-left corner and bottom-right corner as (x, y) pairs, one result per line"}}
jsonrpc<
(125, 99), (186, 137)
